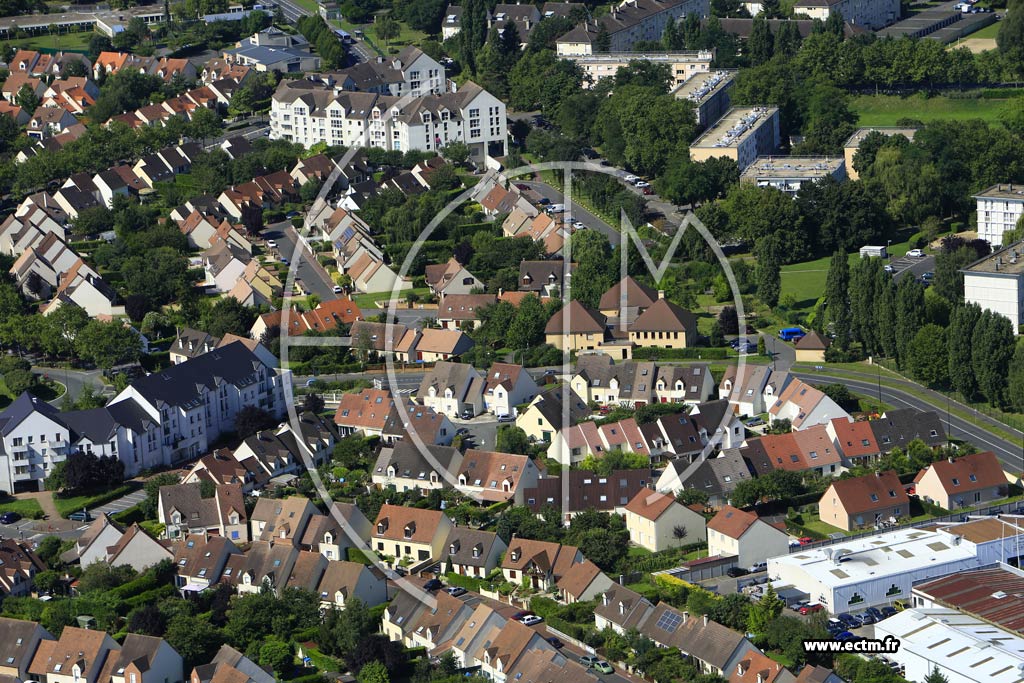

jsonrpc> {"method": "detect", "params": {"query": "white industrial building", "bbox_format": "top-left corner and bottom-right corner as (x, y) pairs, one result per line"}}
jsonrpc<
(962, 241), (1024, 332)
(875, 608), (1024, 683)
(975, 184), (1024, 247)
(767, 518), (1024, 613)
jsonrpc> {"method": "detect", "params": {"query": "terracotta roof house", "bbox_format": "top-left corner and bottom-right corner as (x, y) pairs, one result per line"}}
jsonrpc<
(441, 527), (508, 578)
(552, 417), (652, 465)
(624, 489), (708, 551)
(372, 504), (453, 567)
(729, 651), (796, 683)
(501, 538), (584, 592)
(0, 540), (46, 597)
(28, 627), (119, 683)
(794, 330), (830, 362)
(333, 388), (397, 437)
(97, 634), (183, 683)
(707, 505), (790, 567)
(544, 300), (608, 353)
(395, 327), (475, 363)
(768, 378), (850, 431)
(482, 362), (539, 417)
(171, 534), (242, 589)
(819, 470), (910, 531)
(913, 451), (1006, 510)
(436, 293), (497, 330)
(743, 424), (841, 476)
(628, 297), (698, 350)
(827, 418), (880, 465)
(190, 645), (274, 683)
(455, 448), (541, 504)
(158, 482), (248, 542)
(250, 496), (317, 547)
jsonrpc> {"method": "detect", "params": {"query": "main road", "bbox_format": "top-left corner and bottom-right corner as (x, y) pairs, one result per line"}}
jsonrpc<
(793, 369), (1024, 472)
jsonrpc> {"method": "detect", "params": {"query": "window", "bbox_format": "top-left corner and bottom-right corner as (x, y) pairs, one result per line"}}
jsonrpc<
(870, 494), (879, 502)
(886, 584), (901, 596)
(952, 478), (960, 486)
(969, 474), (977, 482)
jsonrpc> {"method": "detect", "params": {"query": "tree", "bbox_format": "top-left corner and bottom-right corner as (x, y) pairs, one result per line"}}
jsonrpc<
(165, 613), (223, 669)
(569, 230), (614, 309)
(998, 0), (1024, 78)
(924, 668), (949, 683)
(4, 369), (36, 395)
(748, 583), (784, 634)
(677, 488), (709, 507)
(672, 524), (689, 545)
(1009, 342), (1024, 413)
(748, 16), (773, 66)
(319, 599), (379, 659)
(128, 604), (166, 636)
(357, 661), (390, 683)
(75, 320), (142, 369)
(717, 306), (739, 336)
(15, 83), (39, 115)
(258, 638), (293, 676)
(972, 309), (1015, 407)
(374, 16), (400, 47)
(188, 106), (222, 144)
(495, 425), (530, 455)
(907, 324), (949, 388)
(894, 277), (925, 369)
(507, 293), (548, 353)
(199, 297), (257, 338)
(234, 406), (275, 437)
(755, 234), (782, 308)
(302, 393), (325, 414)
(823, 251), (850, 347)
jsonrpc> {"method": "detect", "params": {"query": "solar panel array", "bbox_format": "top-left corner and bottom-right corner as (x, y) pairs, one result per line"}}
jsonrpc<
(655, 610), (683, 633)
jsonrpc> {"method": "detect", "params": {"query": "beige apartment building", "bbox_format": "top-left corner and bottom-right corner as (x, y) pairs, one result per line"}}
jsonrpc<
(689, 107), (780, 171)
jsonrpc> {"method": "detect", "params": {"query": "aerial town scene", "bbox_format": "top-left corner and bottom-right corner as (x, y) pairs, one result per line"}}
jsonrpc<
(0, 0), (1024, 681)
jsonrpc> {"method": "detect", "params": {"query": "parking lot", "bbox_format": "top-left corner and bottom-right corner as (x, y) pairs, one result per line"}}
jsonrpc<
(886, 252), (935, 284)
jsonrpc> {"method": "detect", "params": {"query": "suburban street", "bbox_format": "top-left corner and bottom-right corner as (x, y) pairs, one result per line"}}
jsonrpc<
(793, 369), (1024, 471)
(518, 179), (618, 242)
(31, 366), (112, 406)
(271, 222), (340, 300)
(274, 0), (311, 23)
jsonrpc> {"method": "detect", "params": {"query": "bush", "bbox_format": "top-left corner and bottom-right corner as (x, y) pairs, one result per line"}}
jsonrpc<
(633, 347), (729, 360)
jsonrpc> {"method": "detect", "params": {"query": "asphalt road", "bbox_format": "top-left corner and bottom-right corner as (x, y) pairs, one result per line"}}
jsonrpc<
(275, 0), (311, 23)
(270, 222), (340, 300)
(518, 180), (618, 242)
(793, 370), (1024, 469)
(32, 366), (112, 407)
(891, 253), (935, 284)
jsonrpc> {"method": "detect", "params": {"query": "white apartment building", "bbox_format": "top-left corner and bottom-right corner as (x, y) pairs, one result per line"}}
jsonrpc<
(568, 50), (713, 88)
(689, 107), (780, 172)
(974, 184), (1024, 247)
(739, 156), (847, 195)
(792, 0), (899, 30)
(270, 78), (507, 161)
(962, 241), (1024, 332)
(555, 0), (710, 56)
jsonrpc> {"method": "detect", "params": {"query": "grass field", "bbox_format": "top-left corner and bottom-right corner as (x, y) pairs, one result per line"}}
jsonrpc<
(780, 240), (912, 310)
(852, 93), (1010, 126)
(964, 20), (1001, 39)
(353, 287), (430, 309)
(0, 497), (44, 518)
(2, 31), (94, 52)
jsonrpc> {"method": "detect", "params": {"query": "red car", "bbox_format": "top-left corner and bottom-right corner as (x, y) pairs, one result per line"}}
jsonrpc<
(799, 604), (824, 615)
(798, 537), (814, 546)
(642, 187), (654, 195)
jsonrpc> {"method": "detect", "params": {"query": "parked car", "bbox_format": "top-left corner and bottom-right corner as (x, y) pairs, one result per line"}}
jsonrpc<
(838, 613), (862, 628)
(546, 636), (563, 649)
(0, 512), (19, 524)
(884, 264), (895, 273)
(423, 579), (443, 591)
(859, 612), (877, 625)
(69, 510), (92, 522)
(496, 413), (515, 423)
(515, 183), (530, 191)
(635, 181), (651, 188)
(907, 249), (925, 257)
(798, 537), (814, 546)
(332, 285), (343, 294)
(624, 175), (639, 183)
(792, 601), (810, 612)
(280, 257), (289, 265)
(455, 427), (470, 436)
(521, 615), (544, 626)
(445, 586), (467, 597)
(745, 417), (765, 427)
(864, 607), (884, 622)
(267, 240), (278, 248)
(880, 606), (898, 619)
(642, 187), (654, 195)
(921, 271), (934, 282)
(512, 611), (534, 621)
(748, 562), (767, 573)
(827, 618), (844, 633)
(461, 409), (475, 419)
(800, 603), (824, 615)
(594, 662), (614, 675)
(580, 656), (599, 668)
(726, 566), (749, 578)
(894, 600), (908, 611)
(393, 567), (408, 577)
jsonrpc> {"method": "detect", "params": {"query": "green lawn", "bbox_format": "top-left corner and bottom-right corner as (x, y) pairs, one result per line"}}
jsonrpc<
(781, 240), (914, 311)
(0, 497), (44, 518)
(2, 30), (94, 52)
(353, 287), (430, 309)
(964, 20), (1001, 39)
(851, 94), (1010, 127)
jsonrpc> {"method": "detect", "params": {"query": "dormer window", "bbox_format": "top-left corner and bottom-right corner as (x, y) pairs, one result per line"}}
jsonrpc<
(377, 520), (388, 534)
(510, 549), (520, 561)
(404, 522), (416, 539)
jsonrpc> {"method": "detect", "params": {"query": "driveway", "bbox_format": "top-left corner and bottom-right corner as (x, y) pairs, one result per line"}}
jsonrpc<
(890, 254), (935, 284)
(32, 366), (111, 407)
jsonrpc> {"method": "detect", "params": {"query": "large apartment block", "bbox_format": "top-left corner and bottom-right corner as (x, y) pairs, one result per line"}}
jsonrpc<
(974, 184), (1024, 247)
(672, 69), (734, 128)
(689, 106), (780, 171)
(270, 78), (507, 161)
(555, 0), (709, 55)
(739, 156), (846, 195)
(792, 0), (900, 30)
(569, 50), (713, 88)
(962, 240), (1024, 333)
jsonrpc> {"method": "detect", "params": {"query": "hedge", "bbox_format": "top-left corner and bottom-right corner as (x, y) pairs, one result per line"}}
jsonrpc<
(633, 347), (729, 360)
(444, 572), (491, 592)
(346, 548), (373, 565)
(124, 584), (177, 608)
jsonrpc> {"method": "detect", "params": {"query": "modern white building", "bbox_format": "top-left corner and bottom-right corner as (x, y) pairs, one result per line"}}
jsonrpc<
(739, 156), (847, 195)
(768, 517), (1024, 613)
(875, 608), (1024, 683)
(568, 50), (713, 88)
(975, 185), (1024, 247)
(792, 0), (900, 30)
(689, 107), (780, 172)
(962, 241), (1024, 332)
(270, 78), (507, 162)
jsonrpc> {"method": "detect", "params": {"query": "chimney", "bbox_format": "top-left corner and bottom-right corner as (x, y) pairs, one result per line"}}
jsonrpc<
(875, 471), (880, 477)
(703, 614), (709, 626)
(757, 675), (765, 683)
(602, 593), (609, 606)
(658, 290), (665, 300)
(619, 602), (625, 615)
(682, 611), (689, 623)
(948, 456), (955, 464)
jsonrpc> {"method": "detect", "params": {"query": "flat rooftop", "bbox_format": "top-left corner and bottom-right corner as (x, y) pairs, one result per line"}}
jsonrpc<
(877, 608), (1024, 683)
(740, 156), (843, 180)
(770, 518), (1024, 588)
(877, 7), (959, 37)
(974, 184), (1024, 201)
(844, 127), (918, 149)
(571, 50), (714, 63)
(963, 239), (1024, 276)
(914, 565), (1024, 634)
(672, 70), (735, 105)
(691, 106), (777, 150)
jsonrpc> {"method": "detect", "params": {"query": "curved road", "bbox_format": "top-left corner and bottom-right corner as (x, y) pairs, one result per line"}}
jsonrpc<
(794, 370), (1024, 472)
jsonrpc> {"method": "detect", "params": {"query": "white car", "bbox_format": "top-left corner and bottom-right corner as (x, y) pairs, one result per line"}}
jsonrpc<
(521, 615), (544, 626)
(267, 240), (277, 248)
(624, 174), (639, 183)
(907, 249), (925, 257)
(333, 285), (343, 294)
(573, 221), (586, 229)
(635, 181), (651, 188)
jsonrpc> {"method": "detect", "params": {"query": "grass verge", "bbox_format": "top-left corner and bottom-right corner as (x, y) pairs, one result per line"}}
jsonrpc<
(0, 496), (44, 518)
(54, 482), (139, 518)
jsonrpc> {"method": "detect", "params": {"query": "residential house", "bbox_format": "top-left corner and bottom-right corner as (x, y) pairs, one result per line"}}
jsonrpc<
(250, 496), (317, 547)
(628, 297), (698, 350)
(482, 362), (539, 417)
(706, 505), (790, 567)
(654, 364), (715, 404)
(28, 627), (120, 683)
(0, 540), (46, 597)
(729, 652), (796, 683)
(718, 365), (772, 416)
(595, 584), (655, 634)
(550, 417), (652, 465)
(454, 449), (541, 504)
(624, 489), (708, 551)
(516, 385), (591, 443)
(569, 355), (657, 408)
(523, 469), (650, 520)
(315, 560), (389, 611)
(501, 539), (583, 591)
(826, 418), (881, 467)
(599, 276), (659, 322)
(380, 402), (455, 446)
(869, 409), (947, 452)
(425, 258), (482, 297)
(158, 482), (248, 542)
(655, 447), (772, 508)
(558, 559), (614, 604)
(819, 470), (909, 531)
(371, 440), (463, 493)
(521, 260), (573, 297)
(300, 502), (372, 561)
(913, 451), (1006, 510)
(169, 328), (220, 365)
(395, 328), (475, 363)
(554, 0), (707, 56)
(226, 541), (299, 595)
(171, 534), (242, 589)
(96, 524), (174, 573)
(1, 74), (44, 104)
(417, 361), (484, 418)
(544, 300), (608, 353)
(436, 293), (496, 330)
(0, 617), (52, 681)
(642, 401), (746, 461)
(190, 645), (274, 683)
(203, 241), (251, 293)
(372, 504), (453, 567)
(441, 528), (507, 578)
(249, 297), (362, 339)
(742, 425), (842, 477)
(794, 331), (830, 362)
(99, 635), (183, 683)
(767, 378), (850, 431)
(333, 388), (399, 438)
(27, 107), (78, 140)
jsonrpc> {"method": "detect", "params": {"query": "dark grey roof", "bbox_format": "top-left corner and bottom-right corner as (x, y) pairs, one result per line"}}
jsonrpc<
(373, 440), (461, 480)
(519, 259), (573, 292)
(60, 407), (118, 444)
(442, 527), (504, 568)
(117, 341), (268, 410)
(0, 617), (49, 670)
(672, 449), (757, 500)
(105, 398), (157, 434)
(0, 392), (62, 436)
(870, 408), (946, 450)
(531, 386), (591, 426)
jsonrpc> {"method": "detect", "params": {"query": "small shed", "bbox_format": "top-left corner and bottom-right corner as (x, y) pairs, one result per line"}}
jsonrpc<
(794, 330), (831, 362)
